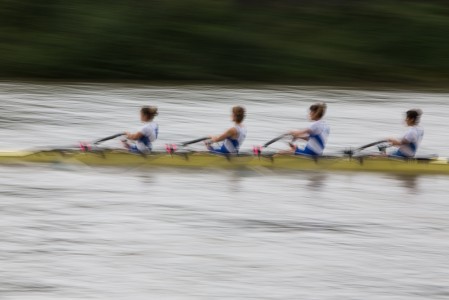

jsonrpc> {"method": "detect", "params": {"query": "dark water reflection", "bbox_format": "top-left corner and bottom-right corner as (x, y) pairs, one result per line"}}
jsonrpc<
(392, 175), (420, 193)
(306, 173), (328, 191)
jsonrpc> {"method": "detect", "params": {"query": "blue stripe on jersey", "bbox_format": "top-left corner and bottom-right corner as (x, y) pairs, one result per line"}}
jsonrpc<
(410, 142), (417, 153)
(223, 138), (239, 152)
(139, 135), (150, 147)
(304, 120), (329, 155)
(209, 139), (239, 155)
(310, 133), (325, 150)
(397, 143), (417, 158)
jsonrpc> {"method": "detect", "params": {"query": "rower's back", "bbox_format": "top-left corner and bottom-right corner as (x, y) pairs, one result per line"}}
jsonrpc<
(222, 124), (247, 153)
(136, 106), (159, 153)
(304, 119), (330, 156)
(397, 125), (424, 157)
(395, 109), (423, 158)
(137, 121), (159, 152)
(304, 102), (329, 156)
(221, 106), (247, 154)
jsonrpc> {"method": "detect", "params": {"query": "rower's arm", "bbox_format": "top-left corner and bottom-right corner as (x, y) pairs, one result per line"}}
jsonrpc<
(210, 127), (237, 143)
(289, 129), (311, 140)
(388, 138), (407, 146)
(126, 131), (144, 140)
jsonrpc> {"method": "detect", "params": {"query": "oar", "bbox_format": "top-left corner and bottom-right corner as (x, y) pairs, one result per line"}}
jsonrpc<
(73, 132), (126, 152)
(180, 137), (210, 147)
(344, 140), (388, 156)
(262, 133), (291, 148)
(93, 133), (126, 145)
(165, 137), (210, 154)
(24, 133), (126, 154)
(252, 134), (292, 156)
(356, 140), (389, 151)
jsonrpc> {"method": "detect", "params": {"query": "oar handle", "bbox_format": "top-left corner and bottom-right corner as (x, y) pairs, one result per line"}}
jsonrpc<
(262, 133), (291, 148)
(180, 137), (210, 146)
(356, 140), (388, 151)
(93, 133), (126, 145)
(344, 140), (390, 156)
(165, 136), (210, 154)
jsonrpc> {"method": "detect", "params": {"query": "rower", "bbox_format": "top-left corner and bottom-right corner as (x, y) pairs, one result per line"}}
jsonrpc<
(206, 106), (247, 154)
(387, 109), (424, 158)
(122, 106), (159, 153)
(287, 102), (330, 156)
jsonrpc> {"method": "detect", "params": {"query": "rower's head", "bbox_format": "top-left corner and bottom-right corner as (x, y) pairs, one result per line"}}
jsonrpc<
(405, 109), (422, 126)
(232, 106), (246, 123)
(140, 106), (158, 122)
(309, 102), (327, 121)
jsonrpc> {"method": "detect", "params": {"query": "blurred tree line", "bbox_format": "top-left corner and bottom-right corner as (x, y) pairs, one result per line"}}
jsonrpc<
(0, 0), (448, 85)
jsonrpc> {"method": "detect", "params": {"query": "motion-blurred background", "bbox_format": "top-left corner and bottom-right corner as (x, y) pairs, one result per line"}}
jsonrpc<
(1, 0), (448, 85)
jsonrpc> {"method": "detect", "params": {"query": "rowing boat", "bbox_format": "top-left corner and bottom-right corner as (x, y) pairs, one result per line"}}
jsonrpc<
(0, 149), (448, 175)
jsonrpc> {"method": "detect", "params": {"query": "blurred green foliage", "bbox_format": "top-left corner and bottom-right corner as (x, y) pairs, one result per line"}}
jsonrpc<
(0, 0), (449, 85)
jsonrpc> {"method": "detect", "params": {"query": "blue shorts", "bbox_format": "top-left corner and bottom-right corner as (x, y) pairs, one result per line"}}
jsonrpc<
(208, 145), (233, 155)
(129, 145), (151, 154)
(390, 150), (411, 158)
(295, 147), (318, 156)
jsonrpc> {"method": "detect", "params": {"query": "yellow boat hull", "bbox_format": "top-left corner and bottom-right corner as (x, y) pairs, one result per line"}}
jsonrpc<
(0, 150), (448, 175)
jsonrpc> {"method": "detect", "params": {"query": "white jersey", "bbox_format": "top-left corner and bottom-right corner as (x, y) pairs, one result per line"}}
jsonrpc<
(222, 125), (247, 153)
(397, 126), (424, 157)
(136, 121), (158, 153)
(304, 120), (330, 155)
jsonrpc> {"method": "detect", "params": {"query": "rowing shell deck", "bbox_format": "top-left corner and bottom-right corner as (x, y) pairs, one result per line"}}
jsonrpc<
(0, 150), (448, 175)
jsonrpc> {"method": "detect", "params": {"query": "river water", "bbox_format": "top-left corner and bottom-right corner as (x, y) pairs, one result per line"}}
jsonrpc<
(0, 82), (448, 299)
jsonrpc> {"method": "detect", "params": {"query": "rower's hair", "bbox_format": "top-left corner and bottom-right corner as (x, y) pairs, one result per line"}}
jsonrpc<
(310, 102), (327, 119)
(233, 106), (246, 123)
(141, 106), (158, 120)
(406, 109), (422, 125)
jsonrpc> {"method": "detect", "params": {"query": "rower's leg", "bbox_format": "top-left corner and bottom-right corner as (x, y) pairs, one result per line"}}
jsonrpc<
(278, 144), (296, 154)
(121, 139), (131, 150)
